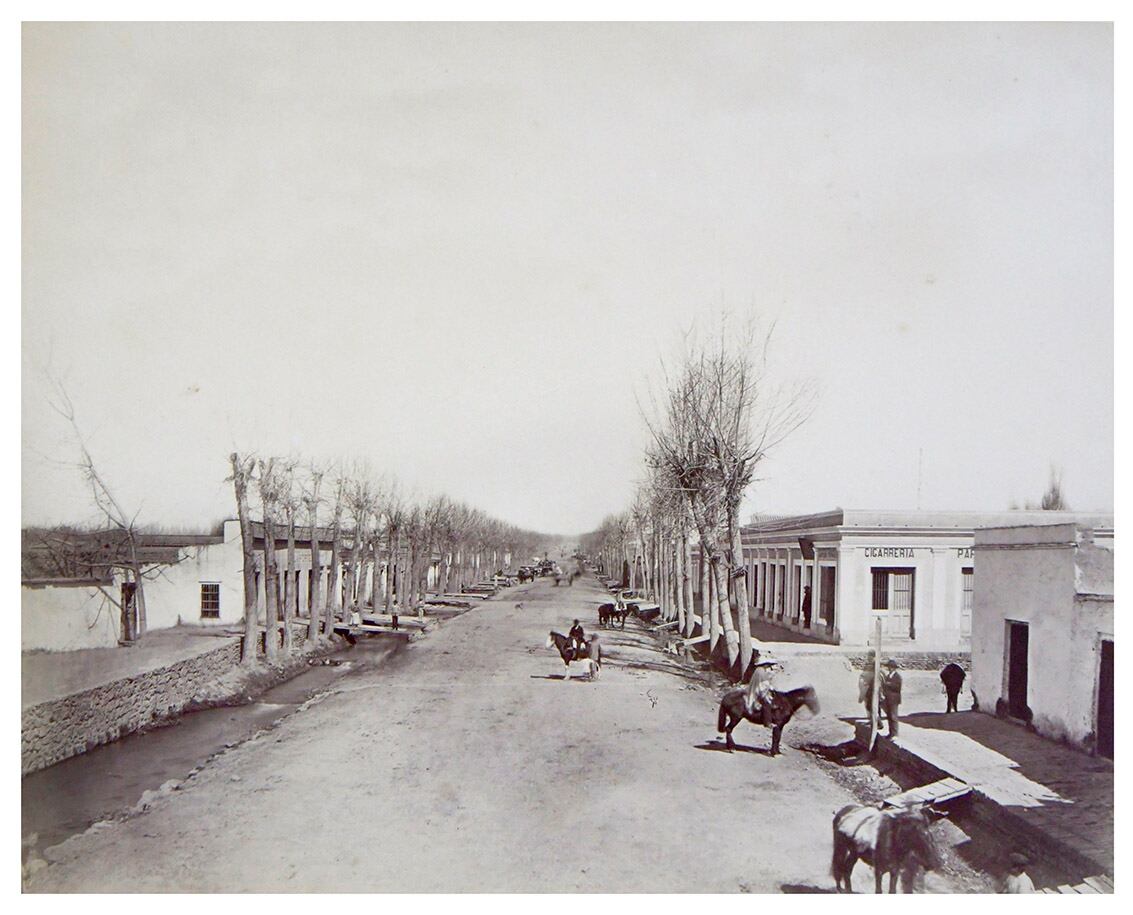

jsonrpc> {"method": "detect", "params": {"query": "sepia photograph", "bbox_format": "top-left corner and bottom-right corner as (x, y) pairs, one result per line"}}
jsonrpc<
(18, 12), (1116, 895)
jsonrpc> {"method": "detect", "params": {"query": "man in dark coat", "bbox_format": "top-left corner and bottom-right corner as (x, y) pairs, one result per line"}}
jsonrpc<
(880, 659), (903, 737)
(801, 585), (813, 628)
(940, 662), (966, 713)
(569, 619), (585, 657)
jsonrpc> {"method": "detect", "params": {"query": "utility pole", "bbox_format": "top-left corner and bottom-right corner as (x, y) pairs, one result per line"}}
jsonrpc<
(868, 615), (883, 754)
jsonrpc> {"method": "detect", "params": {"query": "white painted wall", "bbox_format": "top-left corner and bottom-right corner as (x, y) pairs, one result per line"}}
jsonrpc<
(143, 522), (245, 630)
(22, 582), (120, 651)
(970, 523), (1114, 749)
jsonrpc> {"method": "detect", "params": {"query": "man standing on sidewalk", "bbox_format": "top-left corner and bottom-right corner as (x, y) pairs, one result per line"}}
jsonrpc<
(880, 658), (903, 737)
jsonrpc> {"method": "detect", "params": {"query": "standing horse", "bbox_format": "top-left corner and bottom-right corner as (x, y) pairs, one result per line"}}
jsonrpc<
(716, 685), (819, 755)
(831, 803), (943, 893)
(597, 602), (628, 628)
(546, 630), (601, 680)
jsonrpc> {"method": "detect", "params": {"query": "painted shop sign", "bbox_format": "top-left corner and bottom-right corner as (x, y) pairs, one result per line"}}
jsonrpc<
(862, 547), (917, 559)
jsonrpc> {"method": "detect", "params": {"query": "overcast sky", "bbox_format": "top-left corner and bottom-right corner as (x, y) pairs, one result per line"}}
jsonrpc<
(21, 22), (1113, 535)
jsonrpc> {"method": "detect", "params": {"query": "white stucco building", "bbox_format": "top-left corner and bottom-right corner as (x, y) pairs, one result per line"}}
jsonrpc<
(969, 522), (1114, 757)
(22, 520), (442, 651)
(693, 509), (1113, 651)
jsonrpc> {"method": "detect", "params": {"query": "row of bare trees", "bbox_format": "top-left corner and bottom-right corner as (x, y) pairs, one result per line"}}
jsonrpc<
(229, 454), (550, 666)
(582, 317), (815, 679)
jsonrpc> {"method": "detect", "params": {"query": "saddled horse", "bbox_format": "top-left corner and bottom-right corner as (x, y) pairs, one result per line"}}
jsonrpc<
(716, 685), (819, 755)
(546, 630), (601, 680)
(831, 803), (943, 893)
(597, 602), (629, 629)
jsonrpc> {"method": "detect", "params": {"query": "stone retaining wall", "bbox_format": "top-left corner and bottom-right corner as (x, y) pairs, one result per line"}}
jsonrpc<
(845, 652), (970, 671)
(21, 639), (242, 775)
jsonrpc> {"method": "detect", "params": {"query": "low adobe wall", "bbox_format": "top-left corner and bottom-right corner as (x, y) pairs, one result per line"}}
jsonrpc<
(21, 639), (242, 775)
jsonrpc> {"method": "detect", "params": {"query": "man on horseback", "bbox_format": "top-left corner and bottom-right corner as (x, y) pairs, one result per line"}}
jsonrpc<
(745, 655), (780, 726)
(569, 619), (586, 658)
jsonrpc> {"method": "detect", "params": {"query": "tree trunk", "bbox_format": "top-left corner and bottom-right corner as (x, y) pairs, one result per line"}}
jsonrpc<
(308, 519), (322, 642)
(262, 516), (280, 663)
(384, 528), (397, 613)
(325, 516), (342, 634)
(283, 515), (295, 653)
(407, 538), (419, 614)
(437, 547), (447, 596)
(729, 521), (754, 677)
(670, 532), (679, 634)
(710, 555), (739, 673)
(230, 454), (259, 665)
(128, 543), (148, 638)
(348, 513), (366, 614)
(704, 548), (719, 652)
(682, 531), (694, 637)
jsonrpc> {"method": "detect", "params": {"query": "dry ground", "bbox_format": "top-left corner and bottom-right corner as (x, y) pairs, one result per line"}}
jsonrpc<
(26, 574), (975, 893)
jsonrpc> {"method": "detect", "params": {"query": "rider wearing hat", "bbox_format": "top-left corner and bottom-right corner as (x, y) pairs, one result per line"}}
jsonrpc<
(569, 619), (586, 657)
(745, 653), (780, 725)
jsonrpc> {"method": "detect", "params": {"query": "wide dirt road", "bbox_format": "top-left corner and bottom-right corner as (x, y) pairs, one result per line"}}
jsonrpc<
(29, 573), (863, 893)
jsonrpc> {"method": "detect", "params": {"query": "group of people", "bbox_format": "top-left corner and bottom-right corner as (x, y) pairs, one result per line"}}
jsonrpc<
(857, 654), (969, 737)
(858, 653), (904, 736)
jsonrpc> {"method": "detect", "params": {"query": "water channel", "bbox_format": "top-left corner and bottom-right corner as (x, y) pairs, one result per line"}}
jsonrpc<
(22, 638), (406, 863)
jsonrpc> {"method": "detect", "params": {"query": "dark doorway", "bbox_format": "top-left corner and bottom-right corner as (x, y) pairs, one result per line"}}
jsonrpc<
(1096, 640), (1114, 759)
(1006, 621), (1029, 719)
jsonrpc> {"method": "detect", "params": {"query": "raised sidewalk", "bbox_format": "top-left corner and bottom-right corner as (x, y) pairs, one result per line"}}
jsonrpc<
(855, 710), (1113, 887)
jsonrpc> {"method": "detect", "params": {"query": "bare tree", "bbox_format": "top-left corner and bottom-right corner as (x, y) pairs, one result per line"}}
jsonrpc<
(1039, 464), (1070, 510)
(303, 464), (325, 641)
(49, 383), (152, 640)
(280, 459), (300, 653)
(257, 457), (285, 662)
(323, 468), (347, 634)
(229, 452), (259, 665)
(643, 316), (816, 676)
(344, 474), (374, 616)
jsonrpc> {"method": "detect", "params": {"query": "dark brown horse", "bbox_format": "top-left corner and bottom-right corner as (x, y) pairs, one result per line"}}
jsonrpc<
(831, 803), (943, 893)
(597, 602), (628, 629)
(716, 685), (819, 755)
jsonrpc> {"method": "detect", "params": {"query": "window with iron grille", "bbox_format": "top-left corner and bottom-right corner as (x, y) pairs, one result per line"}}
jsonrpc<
(871, 569), (889, 610)
(961, 566), (974, 615)
(872, 568), (915, 612)
(200, 583), (220, 618)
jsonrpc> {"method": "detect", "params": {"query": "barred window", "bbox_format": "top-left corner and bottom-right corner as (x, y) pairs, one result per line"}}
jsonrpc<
(961, 567), (974, 615)
(872, 568), (915, 612)
(871, 569), (889, 610)
(200, 583), (220, 618)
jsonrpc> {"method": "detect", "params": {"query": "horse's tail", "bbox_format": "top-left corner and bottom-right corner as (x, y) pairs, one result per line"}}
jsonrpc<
(717, 697), (729, 733)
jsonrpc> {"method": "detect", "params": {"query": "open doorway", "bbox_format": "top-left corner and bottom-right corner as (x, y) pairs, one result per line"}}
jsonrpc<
(1006, 621), (1030, 720)
(1096, 639), (1113, 759)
